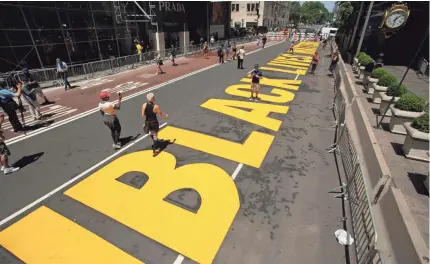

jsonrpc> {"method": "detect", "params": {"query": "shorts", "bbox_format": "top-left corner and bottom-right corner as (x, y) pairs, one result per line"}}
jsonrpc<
(144, 120), (159, 134)
(251, 82), (260, 90)
(0, 142), (11, 156)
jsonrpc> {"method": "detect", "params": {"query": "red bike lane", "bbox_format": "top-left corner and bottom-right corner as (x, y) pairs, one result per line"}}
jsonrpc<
(4, 40), (283, 144)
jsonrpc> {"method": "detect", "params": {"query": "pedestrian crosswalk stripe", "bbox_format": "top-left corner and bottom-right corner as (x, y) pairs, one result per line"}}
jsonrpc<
(1, 105), (77, 132)
(101, 81), (148, 94)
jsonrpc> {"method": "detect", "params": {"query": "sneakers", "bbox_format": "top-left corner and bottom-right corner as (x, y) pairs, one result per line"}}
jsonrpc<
(249, 97), (254, 101)
(112, 143), (121, 150)
(1, 166), (4, 171)
(254, 97), (260, 102)
(4, 167), (19, 174)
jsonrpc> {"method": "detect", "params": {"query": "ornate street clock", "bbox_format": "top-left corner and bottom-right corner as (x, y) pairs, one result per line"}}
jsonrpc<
(379, 3), (410, 34)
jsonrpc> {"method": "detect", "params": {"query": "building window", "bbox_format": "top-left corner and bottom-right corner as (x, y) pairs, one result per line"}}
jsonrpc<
(251, 4), (255, 11)
(256, 3), (259, 11)
(247, 4), (250, 11)
(232, 4), (235, 11)
(236, 4), (239, 11)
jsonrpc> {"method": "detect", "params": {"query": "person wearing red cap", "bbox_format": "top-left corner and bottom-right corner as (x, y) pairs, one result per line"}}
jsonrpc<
(98, 91), (122, 150)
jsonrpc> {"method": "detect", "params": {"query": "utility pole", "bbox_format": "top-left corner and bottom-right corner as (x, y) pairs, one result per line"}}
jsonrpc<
(355, 1), (374, 58)
(349, 2), (364, 51)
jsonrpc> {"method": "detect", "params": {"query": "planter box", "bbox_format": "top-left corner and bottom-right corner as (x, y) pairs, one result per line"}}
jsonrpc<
(402, 122), (429, 162)
(362, 71), (372, 90)
(379, 92), (399, 116)
(372, 85), (388, 104)
(389, 105), (425, 135)
(367, 78), (379, 95)
(357, 66), (365, 78)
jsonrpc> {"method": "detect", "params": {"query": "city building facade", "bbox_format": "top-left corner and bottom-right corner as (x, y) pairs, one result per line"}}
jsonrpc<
(0, 1), (231, 73)
(230, 1), (291, 30)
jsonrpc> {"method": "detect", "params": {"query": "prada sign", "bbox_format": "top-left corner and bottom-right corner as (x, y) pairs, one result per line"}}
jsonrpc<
(159, 2), (186, 12)
(154, 2), (187, 23)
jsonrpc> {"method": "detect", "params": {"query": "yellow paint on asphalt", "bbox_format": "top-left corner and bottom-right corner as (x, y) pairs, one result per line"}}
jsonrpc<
(274, 57), (312, 65)
(281, 54), (312, 60)
(201, 98), (289, 131)
(159, 126), (274, 168)
(0, 207), (142, 264)
(240, 77), (301, 91)
(65, 150), (239, 264)
(225, 84), (296, 103)
(260, 66), (307, 75)
(267, 62), (309, 70)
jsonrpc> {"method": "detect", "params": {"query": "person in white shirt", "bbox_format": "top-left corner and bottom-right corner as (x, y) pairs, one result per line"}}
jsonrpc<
(237, 45), (245, 69)
(98, 91), (122, 150)
(56, 58), (72, 90)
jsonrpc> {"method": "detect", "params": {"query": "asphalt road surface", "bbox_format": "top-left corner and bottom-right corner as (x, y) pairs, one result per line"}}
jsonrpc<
(0, 41), (347, 264)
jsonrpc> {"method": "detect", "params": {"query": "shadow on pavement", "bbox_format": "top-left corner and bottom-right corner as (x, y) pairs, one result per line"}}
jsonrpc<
(153, 139), (176, 157)
(13, 152), (44, 169)
(407, 172), (430, 196)
(119, 134), (140, 146)
(23, 120), (55, 132)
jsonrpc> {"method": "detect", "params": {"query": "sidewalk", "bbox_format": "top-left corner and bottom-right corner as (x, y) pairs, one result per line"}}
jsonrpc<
(2, 39), (284, 143)
(349, 65), (429, 247)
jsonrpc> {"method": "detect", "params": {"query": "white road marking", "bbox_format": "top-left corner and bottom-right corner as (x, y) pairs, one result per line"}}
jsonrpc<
(5, 40), (285, 146)
(0, 122), (168, 227)
(80, 78), (113, 90)
(101, 81), (148, 94)
(173, 255), (185, 264)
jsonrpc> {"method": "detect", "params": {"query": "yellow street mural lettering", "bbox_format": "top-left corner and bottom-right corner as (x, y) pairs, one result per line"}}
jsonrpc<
(159, 126), (273, 168)
(65, 151), (239, 264)
(267, 62), (309, 70)
(272, 58), (311, 66)
(240, 77), (301, 91)
(0, 207), (142, 264)
(260, 66), (307, 75)
(275, 55), (312, 61)
(293, 49), (316, 55)
(281, 54), (312, 59)
(201, 98), (289, 131)
(225, 84), (296, 103)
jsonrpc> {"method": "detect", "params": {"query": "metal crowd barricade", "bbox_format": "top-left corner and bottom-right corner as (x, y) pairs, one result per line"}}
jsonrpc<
(327, 59), (385, 264)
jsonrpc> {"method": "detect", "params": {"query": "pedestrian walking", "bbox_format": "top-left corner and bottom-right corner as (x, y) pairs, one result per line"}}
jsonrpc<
(210, 35), (215, 47)
(309, 51), (319, 75)
(0, 81), (24, 133)
(232, 42), (237, 60)
(217, 44), (224, 64)
(262, 34), (267, 48)
(20, 82), (42, 121)
(22, 68), (54, 105)
(142, 93), (168, 156)
(170, 45), (178, 66)
(156, 52), (164, 75)
(329, 51), (339, 73)
(99, 91), (122, 150)
(226, 41), (231, 60)
(203, 42), (209, 58)
(256, 37), (260, 47)
(0, 114), (20, 174)
(237, 45), (245, 69)
(56, 58), (72, 90)
(250, 64), (262, 101)
(288, 41), (295, 54)
(135, 41), (143, 62)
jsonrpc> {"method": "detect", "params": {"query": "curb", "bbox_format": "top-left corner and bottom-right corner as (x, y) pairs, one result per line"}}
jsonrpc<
(338, 55), (429, 264)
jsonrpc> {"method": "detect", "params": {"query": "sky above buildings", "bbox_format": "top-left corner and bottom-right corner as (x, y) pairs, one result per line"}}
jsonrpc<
(320, 1), (335, 11)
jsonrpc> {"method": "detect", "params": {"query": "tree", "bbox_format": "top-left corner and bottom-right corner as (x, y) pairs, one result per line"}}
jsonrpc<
(300, 1), (330, 25)
(332, 1), (359, 28)
(289, 1), (302, 27)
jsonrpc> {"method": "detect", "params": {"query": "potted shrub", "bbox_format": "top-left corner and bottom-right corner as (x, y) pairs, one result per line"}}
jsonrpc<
(368, 68), (388, 94)
(360, 55), (375, 89)
(357, 54), (371, 77)
(389, 93), (426, 134)
(353, 52), (366, 73)
(379, 83), (408, 116)
(372, 74), (398, 104)
(402, 113), (429, 162)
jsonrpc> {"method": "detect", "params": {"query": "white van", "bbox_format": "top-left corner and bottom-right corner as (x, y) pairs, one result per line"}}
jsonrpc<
(319, 27), (338, 40)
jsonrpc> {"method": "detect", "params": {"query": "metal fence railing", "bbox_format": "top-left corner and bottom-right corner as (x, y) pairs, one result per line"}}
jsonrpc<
(326, 56), (385, 264)
(1, 34), (280, 90)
